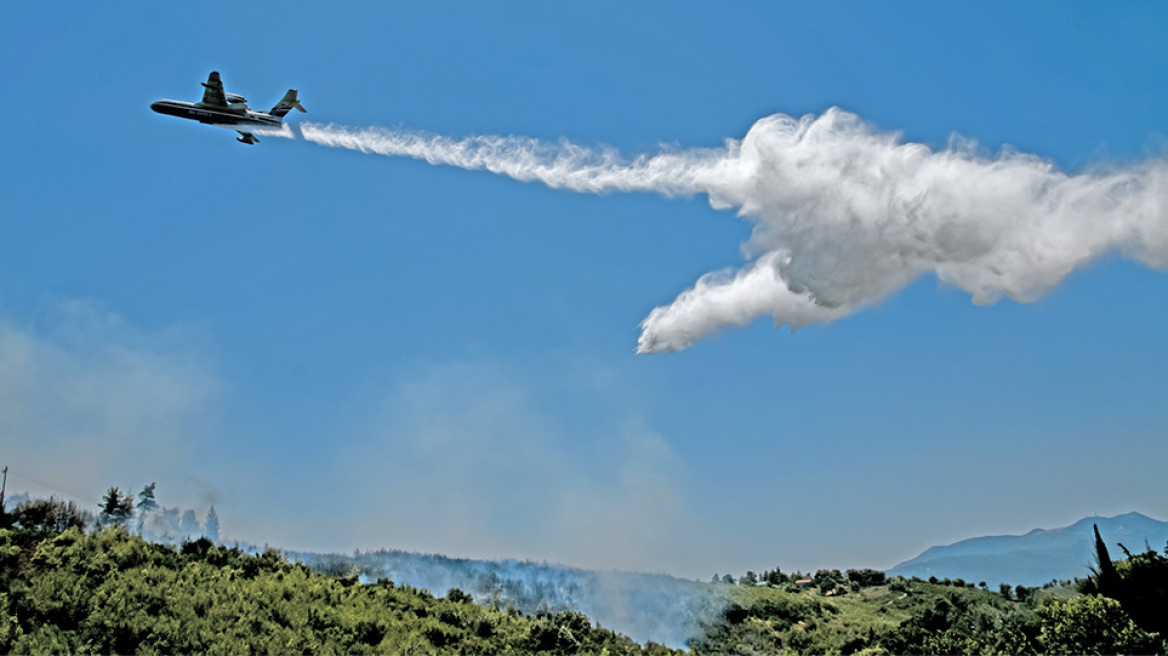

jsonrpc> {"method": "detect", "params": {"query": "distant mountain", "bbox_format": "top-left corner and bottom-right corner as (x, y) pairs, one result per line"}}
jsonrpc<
(888, 512), (1168, 587)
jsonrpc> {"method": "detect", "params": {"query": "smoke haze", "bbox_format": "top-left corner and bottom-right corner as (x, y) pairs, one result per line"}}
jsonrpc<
(0, 300), (721, 582)
(275, 109), (1168, 352)
(0, 301), (219, 503)
(329, 359), (718, 578)
(296, 549), (726, 648)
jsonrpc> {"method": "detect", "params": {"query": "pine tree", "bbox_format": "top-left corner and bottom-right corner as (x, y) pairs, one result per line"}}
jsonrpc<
(204, 505), (220, 543)
(99, 487), (120, 527)
(179, 509), (200, 539)
(99, 487), (134, 529)
(136, 483), (157, 535)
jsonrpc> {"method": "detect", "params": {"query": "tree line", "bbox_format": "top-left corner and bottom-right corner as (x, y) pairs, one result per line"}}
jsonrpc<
(93, 483), (220, 543)
(693, 526), (1167, 654)
(2, 487), (1164, 654)
(0, 492), (677, 654)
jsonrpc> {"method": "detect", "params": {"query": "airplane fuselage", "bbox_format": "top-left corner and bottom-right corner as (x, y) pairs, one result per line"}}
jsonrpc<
(150, 99), (282, 131)
(152, 72), (304, 144)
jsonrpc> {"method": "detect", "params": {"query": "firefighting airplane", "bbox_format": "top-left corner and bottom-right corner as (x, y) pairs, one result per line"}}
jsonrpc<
(150, 72), (305, 144)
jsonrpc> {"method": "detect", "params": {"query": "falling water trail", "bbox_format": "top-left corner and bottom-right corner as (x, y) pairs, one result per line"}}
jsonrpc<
(296, 122), (712, 196)
(271, 111), (1168, 353)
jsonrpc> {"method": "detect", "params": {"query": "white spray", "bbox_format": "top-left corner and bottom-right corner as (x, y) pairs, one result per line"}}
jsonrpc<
(269, 109), (1168, 353)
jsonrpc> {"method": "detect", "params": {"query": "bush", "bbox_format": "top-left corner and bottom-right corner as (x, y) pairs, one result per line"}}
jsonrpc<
(1037, 596), (1163, 655)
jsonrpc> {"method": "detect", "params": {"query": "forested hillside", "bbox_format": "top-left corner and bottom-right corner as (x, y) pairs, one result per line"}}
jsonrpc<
(295, 548), (725, 647)
(2, 494), (1165, 655)
(0, 498), (676, 654)
(690, 573), (1162, 654)
(692, 544), (1167, 655)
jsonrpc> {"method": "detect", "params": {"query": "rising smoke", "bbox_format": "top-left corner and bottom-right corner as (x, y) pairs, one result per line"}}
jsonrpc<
(269, 109), (1168, 352)
(294, 548), (727, 648)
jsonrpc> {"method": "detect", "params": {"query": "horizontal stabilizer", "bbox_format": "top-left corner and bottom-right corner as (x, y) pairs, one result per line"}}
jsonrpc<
(270, 90), (306, 118)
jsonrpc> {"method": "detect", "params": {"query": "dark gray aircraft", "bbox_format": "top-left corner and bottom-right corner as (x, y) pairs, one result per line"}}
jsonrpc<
(150, 71), (305, 144)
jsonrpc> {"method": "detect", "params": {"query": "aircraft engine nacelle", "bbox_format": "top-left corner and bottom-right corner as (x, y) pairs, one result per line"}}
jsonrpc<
(225, 93), (248, 104)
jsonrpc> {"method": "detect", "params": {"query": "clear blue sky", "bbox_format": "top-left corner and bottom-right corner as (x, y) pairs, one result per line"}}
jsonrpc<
(2, 2), (1167, 578)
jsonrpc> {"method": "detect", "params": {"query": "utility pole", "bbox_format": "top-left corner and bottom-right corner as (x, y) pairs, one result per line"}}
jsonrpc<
(1, 466), (7, 514)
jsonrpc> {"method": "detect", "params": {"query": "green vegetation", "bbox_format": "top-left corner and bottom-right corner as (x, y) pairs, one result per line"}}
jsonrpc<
(694, 550), (1167, 655)
(1080, 523), (1168, 639)
(692, 575), (1028, 654)
(0, 497), (676, 655)
(3, 492), (1166, 655)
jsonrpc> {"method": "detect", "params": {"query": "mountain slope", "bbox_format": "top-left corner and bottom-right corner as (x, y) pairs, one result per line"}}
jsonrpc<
(888, 512), (1168, 587)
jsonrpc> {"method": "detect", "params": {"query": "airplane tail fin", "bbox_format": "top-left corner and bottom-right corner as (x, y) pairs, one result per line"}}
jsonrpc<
(270, 90), (306, 118)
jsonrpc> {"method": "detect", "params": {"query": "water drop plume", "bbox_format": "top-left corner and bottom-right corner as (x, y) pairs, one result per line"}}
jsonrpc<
(282, 109), (1168, 353)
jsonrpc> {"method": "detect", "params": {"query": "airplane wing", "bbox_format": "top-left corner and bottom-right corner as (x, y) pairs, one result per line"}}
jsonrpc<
(200, 71), (229, 109)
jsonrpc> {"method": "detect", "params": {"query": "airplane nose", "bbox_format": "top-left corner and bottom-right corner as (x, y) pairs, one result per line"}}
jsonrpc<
(150, 101), (164, 113)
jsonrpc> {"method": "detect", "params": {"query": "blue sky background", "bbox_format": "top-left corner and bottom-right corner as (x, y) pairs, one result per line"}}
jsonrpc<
(2, 2), (1167, 578)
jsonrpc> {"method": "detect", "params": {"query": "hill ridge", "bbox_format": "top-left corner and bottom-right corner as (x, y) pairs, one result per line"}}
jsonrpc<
(888, 512), (1168, 587)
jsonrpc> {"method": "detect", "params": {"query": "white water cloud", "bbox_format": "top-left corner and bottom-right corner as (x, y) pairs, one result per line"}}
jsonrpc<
(284, 109), (1168, 352)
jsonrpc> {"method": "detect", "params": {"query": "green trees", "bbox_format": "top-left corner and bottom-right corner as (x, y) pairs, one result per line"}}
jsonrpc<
(1110, 545), (1168, 637)
(98, 487), (134, 529)
(1080, 524), (1168, 639)
(876, 583), (1043, 655)
(688, 587), (835, 655)
(9, 486), (1167, 655)
(812, 568), (845, 594)
(1015, 584), (1032, 603)
(5, 498), (90, 539)
(845, 568), (886, 588)
(135, 483), (157, 535)
(1036, 595), (1161, 655)
(761, 567), (789, 586)
(0, 520), (675, 655)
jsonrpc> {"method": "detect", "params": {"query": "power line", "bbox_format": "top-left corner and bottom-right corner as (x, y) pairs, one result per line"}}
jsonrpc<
(3, 466), (104, 506)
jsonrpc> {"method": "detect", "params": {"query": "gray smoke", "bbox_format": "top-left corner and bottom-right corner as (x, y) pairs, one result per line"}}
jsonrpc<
(272, 109), (1168, 352)
(293, 548), (726, 649)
